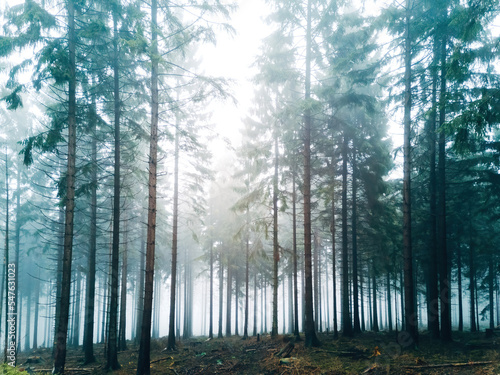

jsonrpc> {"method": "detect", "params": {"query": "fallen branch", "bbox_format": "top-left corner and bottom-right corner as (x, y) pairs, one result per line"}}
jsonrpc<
(150, 357), (171, 364)
(403, 361), (493, 369)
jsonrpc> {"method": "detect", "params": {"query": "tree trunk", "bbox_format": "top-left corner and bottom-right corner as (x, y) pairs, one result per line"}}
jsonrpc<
(426, 36), (440, 339)
(489, 255), (494, 329)
(209, 238), (214, 339)
(457, 243), (463, 331)
(136, 0), (159, 371)
(292, 167), (300, 340)
(119, 222), (128, 351)
(253, 271), (257, 336)
(437, 33), (451, 342)
(72, 270), (81, 347)
(135, 226), (145, 345)
(288, 266), (293, 334)
(314, 232), (319, 331)
(341, 135), (352, 337)
(372, 271), (379, 332)
(243, 220), (249, 339)
(107, 5), (122, 369)
(14, 169), (21, 359)
(83, 83), (98, 364)
(53, 0), (77, 371)
(235, 268), (239, 336)
(352, 148), (360, 334)
(272, 133), (279, 337)
(226, 261), (232, 337)
(387, 272), (393, 332)
(218, 256), (223, 339)
(302, 0), (319, 347)
(33, 270), (40, 350)
(330, 159), (338, 338)
(402, 0), (418, 347)
(168, 127), (180, 348)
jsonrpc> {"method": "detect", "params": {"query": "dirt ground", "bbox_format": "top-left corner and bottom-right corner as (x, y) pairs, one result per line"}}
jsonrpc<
(15, 331), (500, 374)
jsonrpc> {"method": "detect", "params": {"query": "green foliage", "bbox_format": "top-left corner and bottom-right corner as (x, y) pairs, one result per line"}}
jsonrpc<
(0, 364), (28, 374)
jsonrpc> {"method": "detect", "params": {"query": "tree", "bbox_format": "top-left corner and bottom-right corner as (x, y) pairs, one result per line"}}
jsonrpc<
(136, 0), (159, 371)
(402, 0), (418, 347)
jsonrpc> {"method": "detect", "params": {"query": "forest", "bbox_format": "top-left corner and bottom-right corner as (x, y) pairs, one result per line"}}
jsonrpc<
(0, 0), (499, 374)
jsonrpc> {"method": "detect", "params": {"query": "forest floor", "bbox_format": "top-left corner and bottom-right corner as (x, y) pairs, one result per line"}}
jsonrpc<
(15, 330), (500, 374)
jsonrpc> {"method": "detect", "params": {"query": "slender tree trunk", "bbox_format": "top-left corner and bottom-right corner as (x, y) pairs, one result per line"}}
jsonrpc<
(101, 267), (108, 343)
(402, 0), (418, 347)
(218, 257), (223, 338)
(136, 0), (159, 371)
(22, 292), (29, 352)
(53, 206), (65, 354)
(14, 170), (21, 358)
(427, 36), (440, 339)
(302, 0), (319, 347)
(352, 149), (360, 334)
(438, 33), (451, 342)
(288, 267), (293, 334)
(167, 127), (180, 350)
(372, 271), (379, 332)
(341, 135), (352, 337)
(360, 267), (365, 331)
(226, 261), (232, 337)
(107, 5), (122, 369)
(387, 272), (393, 332)
(119, 221), (128, 350)
(314, 232), (319, 331)
(209, 239), (214, 339)
(135, 226), (145, 345)
(235, 269), (239, 336)
(83, 83), (97, 364)
(457, 243), (463, 331)
(243, 212), (249, 339)
(72, 270), (81, 347)
(53, 0), (77, 371)
(330, 159), (338, 338)
(272, 133), (279, 337)
(292, 168), (300, 340)
(489, 255), (495, 329)
(253, 271), (257, 336)
(33, 270), (40, 350)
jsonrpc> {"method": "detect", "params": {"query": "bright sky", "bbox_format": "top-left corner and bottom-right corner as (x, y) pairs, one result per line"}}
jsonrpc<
(201, 0), (271, 157)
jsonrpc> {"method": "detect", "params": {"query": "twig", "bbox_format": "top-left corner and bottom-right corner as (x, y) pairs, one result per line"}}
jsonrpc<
(150, 357), (171, 364)
(403, 361), (493, 369)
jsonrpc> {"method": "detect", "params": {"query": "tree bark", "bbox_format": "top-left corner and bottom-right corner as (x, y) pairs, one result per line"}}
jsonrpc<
(426, 36), (440, 339)
(167, 127), (180, 350)
(209, 237), (214, 339)
(226, 261), (232, 337)
(437, 33), (451, 342)
(272, 132), (279, 337)
(83, 81), (98, 364)
(402, 0), (418, 347)
(136, 0), (159, 371)
(33, 270), (40, 350)
(218, 256), (223, 338)
(135, 226), (145, 345)
(243, 208), (249, 339)
(352, 148), (360, 334)
(457, 243), (463, 331)
(341, 135), (352, 337)
(302, 0), (319, 347)
(118, 222), (128, 350)
(107, 4), (122, 368)
(53, 0), (77, 370)
(292, 167), (300, 340)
